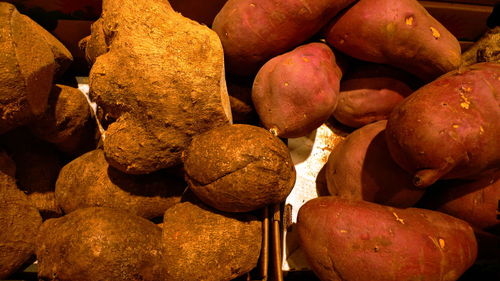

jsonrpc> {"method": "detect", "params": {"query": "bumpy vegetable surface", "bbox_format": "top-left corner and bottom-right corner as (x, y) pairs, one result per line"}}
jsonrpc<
(81, 0), (231, 174)
(386, 62), (500, 188)
(298, 197), (477, 281)
(252, 42), (342, 138)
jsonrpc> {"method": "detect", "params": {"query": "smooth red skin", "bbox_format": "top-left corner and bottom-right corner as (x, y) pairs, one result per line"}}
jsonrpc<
(212, 0), (356, 76)
(334, 77), (412, 128)
(297, 197), (477, 281)
(325, 0), (461, 81)
(386, 63), (500, 188)
(325, 120), (424, 208)
(419, 171), (500, 234)
(252, 42), (341, 138)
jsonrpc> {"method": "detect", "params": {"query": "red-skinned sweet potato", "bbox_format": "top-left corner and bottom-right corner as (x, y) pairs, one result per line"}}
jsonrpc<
(325, 0), (461, 81)
(333, 64), (415, 128)
(252, 42), (342, 138)
(418, 170), (499, 235)
(297, 197), (477, 281)
(386, 62), (500, 188)
(212, 0), (356, 76)
(325, 120), (424, 207)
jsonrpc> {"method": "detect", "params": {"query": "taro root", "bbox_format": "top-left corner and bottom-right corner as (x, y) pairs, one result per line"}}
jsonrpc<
(418, 170), (500, 235)
(29, 84), (98, 156)
(80, 0), (231, 174)
(325, 120), (425, 208)
(162, 200), (262, 281)
(462, 27), (500, 66)
(55, 149), (185, 219)
(252, 42), (342, 138)
(0, 2), (72, 133)
(36, 207), (164, 281)
(297, 197), (477, 281)
(325, 0), (461, 81)
(183, 124), (296, 212)
(0, 172), (42, 279)
(386, 62), (500, 188)
(333, 64), (415, 128)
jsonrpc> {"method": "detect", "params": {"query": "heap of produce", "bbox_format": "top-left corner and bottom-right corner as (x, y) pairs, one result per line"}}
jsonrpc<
(0, 0), (498, 280)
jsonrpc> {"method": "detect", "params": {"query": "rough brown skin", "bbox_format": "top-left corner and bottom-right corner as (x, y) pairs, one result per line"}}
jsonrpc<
(0, 172), (42, 279)
(36, 207), (164, 281)
(21, 14), (73, 78)
(418, 170), (500, 235)
(252, 42), (342, 138)
(386, 63), (500, 188)
(0, 2), (55, 133)
(29, 84), (98, 156)
(462, 27), (500, 66)
(325, 0), (461, 81)
(184, 124), (296, 212)
(82, 0), (232, 174)
(212, 0), (357, 76)
(325, 120), (425, 208)
(162, 200), (262, 281)
(297, 197), (477, 281)
(333, 64), (415, 128)
(55, 149), (185, 219)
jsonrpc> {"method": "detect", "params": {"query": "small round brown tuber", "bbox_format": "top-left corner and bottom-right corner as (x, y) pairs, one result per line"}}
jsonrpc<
(183, 124), (296, 212)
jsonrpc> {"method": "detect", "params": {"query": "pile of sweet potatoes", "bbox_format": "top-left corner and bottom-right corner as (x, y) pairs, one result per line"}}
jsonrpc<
(1, 0), (499, 280)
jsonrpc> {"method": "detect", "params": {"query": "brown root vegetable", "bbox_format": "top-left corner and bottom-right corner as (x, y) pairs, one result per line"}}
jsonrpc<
(162, 200), (262, 281)
(297, 197), (477, 281)
(325, 0), (461, 81)
(82, 0), (231, 174)
(36, 207), (164, 281)
(252, 42), (342, 138)
(0, 2), (55, 133)
(212, 0), (357, 76)
(333, 64), (415, 128)
(386, 62), (500, 188)
(325, 120), (425, 207)
(55, 149), (185, 219)
(462, 27), (500, 66)
(184, 124), (295, 212)
(0, 128), (63, 219)
(418, 170), (500, 235)
(29, 84), (98, 156)
(0, 173), (42, 279)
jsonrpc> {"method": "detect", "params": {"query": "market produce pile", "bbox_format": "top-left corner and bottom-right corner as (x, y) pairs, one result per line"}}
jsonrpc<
(0, 0), (499, 280)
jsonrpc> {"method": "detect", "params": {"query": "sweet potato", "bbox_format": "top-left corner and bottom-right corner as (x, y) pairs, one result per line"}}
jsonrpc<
(297, 197), (477, 281)
(212, 0), (357, 76)
(81, 0), (231, 174)
(418, 170), (499, 235)
(55, 149), (185, 219)
(386, 63), (500, 188)
(325, 0), (461, 81)
(325, 120), (424, 207)
(252, 42), (342, 138)
(184, 124), (295, 212)
(0, 172), (42, 279)
(162, 200), (262, 281)
(333, 64), (415, 128)
(36, 207), (164, 281)
(29, 84), (98, 156)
